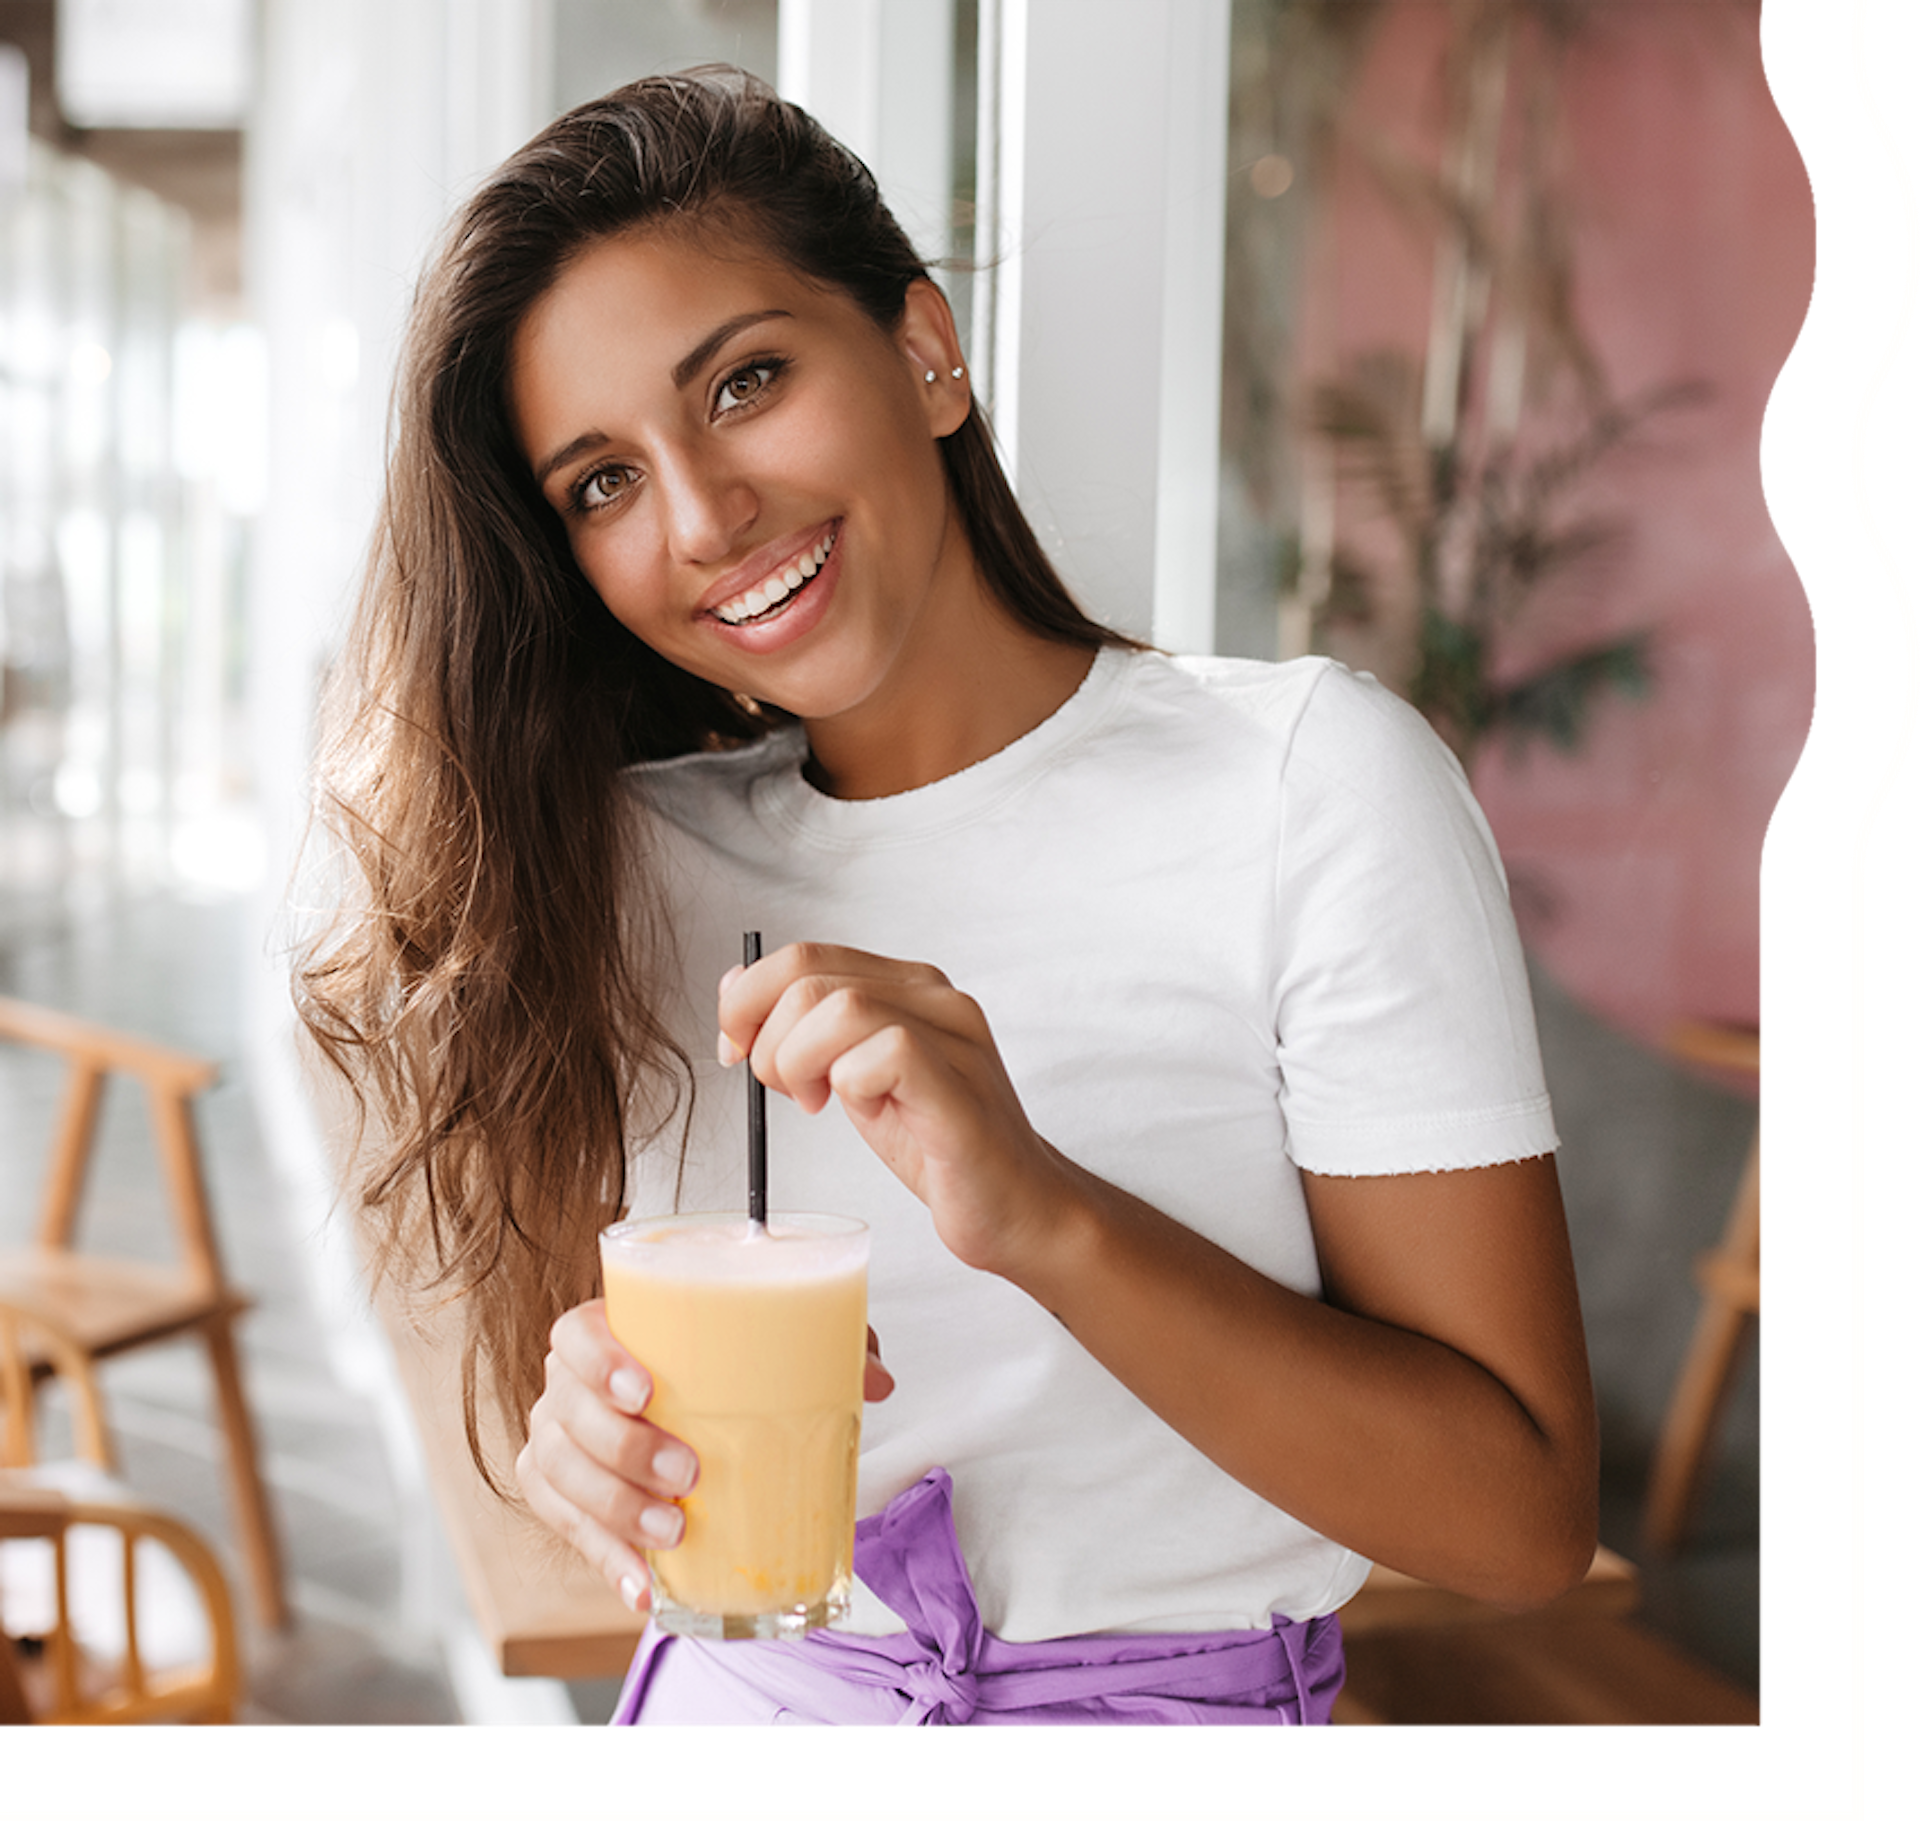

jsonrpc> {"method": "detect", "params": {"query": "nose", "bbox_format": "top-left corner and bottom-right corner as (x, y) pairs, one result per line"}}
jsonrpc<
(655, 443), (757, 567)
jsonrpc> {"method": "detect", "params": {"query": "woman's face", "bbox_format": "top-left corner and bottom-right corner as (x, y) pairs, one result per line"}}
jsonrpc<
(508, 228), (973, 726)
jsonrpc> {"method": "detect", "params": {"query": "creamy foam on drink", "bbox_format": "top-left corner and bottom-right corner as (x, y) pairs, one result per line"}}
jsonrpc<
(623, 1219), (865, 1280)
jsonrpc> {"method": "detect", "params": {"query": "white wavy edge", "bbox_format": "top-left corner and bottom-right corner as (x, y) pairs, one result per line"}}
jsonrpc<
(1835, 7), (1896, 1782)
(1843, 8), (1920, 860)
(1850, 28), (1912, 1167)
(1843, 28), (1904, 1160)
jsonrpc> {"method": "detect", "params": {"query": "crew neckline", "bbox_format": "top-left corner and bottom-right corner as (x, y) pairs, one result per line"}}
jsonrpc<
(757, 642), (1137, 848)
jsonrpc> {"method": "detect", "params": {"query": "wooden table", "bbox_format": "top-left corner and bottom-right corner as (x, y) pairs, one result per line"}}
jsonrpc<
(1338, 1545), (1638, 1636)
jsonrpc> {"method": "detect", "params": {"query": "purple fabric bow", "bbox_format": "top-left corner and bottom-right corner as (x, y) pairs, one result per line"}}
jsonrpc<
(613, 1468), (1345, 1726)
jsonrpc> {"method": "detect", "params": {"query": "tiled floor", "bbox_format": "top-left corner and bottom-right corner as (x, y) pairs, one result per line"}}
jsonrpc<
(3, 864), (1758, 1725)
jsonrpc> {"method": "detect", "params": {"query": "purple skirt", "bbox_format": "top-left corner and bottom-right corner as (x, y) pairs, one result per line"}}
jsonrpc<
(610, 1469), (1344, 1725)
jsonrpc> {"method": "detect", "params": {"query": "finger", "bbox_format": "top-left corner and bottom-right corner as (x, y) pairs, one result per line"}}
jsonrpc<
(548, 1299), (654, 1417)
(520, 1379), (696, 1607)
(516, 1439), (653, 1612)
(825, 1021), (925, 1116)
(752, 942), (950, 998)
(537, 1344), (700, 1500)
(865, 1326), (895, 1402)
(537, 1303), (702, 1510)
(758, 982), (978, 1113)
(719, 944), (951, 1065)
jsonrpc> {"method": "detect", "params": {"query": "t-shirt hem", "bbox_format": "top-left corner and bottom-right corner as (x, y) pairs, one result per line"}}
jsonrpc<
(1285, 1100), (1559, 1178)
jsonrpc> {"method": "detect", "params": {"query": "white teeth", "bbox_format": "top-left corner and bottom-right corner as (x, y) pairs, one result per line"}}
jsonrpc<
(712, 528), (836, 625)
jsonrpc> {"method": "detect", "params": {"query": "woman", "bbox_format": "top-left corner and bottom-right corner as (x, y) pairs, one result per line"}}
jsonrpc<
(298, 66), (1597, 1726)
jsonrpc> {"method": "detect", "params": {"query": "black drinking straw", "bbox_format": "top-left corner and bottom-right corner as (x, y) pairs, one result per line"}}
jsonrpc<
(743, 931), (767, 1227)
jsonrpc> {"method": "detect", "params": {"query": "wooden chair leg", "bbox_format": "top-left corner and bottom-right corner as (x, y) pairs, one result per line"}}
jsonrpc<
(200, 1316), (290, 1629)
(0, 1637), (30, 1725)
(1643, 1298), (1755, 1554)
(1643, 1137), (1760, 1556)
(145, 1084), (229, 1292)
(37, 1062), (107, 1251)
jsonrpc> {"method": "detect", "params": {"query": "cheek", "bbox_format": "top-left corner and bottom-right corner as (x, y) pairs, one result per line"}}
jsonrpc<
(574, 526), (669, 634)
(821, 417), (950, 559)
(766, 387), (935, 509)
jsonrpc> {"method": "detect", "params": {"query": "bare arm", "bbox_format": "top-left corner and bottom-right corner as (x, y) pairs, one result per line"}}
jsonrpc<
(1016, 1151), (1598, 1608)
(727, 943), (1599, 1610)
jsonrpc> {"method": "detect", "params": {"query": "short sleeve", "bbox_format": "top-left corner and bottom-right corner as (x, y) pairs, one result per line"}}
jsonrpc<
(1271, 665), (1558, 1176)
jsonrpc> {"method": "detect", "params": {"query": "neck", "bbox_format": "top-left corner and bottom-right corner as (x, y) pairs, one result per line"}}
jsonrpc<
(802, 609), (1098, 801)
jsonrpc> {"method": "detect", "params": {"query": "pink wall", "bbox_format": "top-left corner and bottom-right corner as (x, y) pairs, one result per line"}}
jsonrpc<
(1300, 1), (1813, 1066)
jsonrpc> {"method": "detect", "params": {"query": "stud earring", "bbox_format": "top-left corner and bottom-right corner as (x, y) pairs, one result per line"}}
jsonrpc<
(952, 366), (965, 380)
(923, 367), (937, 383)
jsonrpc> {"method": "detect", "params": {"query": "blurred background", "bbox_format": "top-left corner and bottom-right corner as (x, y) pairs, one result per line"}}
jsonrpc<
(1, 0), (1803, 1727)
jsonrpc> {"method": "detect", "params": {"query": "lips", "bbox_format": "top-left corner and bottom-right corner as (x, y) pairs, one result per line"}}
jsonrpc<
(706, 524), (838, 627)
(692, 518), (846, 665)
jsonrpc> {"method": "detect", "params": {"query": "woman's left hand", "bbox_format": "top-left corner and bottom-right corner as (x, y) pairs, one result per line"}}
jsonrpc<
(718, 942), (1070, 1279)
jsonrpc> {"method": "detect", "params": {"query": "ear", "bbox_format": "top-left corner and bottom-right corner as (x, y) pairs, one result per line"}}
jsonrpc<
(896, 278), (972, 438)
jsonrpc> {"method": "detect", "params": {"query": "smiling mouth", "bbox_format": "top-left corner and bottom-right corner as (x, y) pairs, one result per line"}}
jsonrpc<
(709, 526), (838, 627)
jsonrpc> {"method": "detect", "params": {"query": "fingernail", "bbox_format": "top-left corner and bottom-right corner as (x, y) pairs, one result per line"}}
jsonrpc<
(719, 964), (744, 993)
(653, 1444), (696, 1494)
(717, 1030), (742, 1067)
(640, 1502), (683, 1546)
(609, 1367), (649, 1412)
(618, 1573), (647, 1612)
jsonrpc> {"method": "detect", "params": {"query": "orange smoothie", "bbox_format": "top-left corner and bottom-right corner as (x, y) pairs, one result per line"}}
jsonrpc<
(600, 1211), (868, 1638)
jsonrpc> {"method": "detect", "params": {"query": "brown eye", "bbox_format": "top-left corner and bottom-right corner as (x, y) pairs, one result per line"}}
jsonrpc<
(575, 465), (636, 512)
(714, 359), (783, 417)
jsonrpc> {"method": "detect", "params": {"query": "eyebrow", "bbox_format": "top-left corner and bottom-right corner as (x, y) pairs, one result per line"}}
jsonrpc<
(532, 308), (794, 489)
(671, 308), (792, 390)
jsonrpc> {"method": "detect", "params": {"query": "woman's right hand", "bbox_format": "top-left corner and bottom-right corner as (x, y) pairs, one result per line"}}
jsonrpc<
(515, 1300), (897, 1611)
(515, 1299), (697, 1614)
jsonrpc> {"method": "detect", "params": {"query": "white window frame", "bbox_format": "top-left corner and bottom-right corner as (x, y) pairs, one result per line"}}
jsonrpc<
(778, 0), (957, 266)
(784, 0), (1231, 649)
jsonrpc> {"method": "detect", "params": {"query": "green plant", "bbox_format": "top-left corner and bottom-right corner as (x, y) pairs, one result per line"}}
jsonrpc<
(1312, 350), (1705, 763)
(1272, 0), (1709, 766)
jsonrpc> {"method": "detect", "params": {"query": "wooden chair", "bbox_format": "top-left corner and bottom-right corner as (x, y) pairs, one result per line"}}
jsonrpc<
(1, 1299), (243, 1723)
(1643, 1020), (1761, 1556)
(0, 997), (288, 1626)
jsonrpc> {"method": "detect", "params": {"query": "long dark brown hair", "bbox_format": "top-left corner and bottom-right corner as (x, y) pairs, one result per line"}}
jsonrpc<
(295, 66), (1134, 1489)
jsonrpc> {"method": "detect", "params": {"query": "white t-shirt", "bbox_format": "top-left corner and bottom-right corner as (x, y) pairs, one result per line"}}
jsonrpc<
(618, 646), (1557, 1642)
